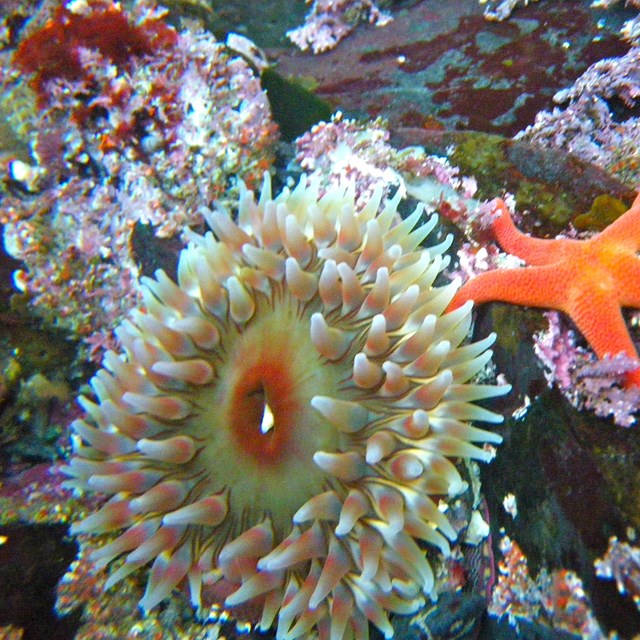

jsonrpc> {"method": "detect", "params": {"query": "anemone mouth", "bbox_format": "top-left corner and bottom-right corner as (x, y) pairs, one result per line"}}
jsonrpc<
(63, 174), (510, 640)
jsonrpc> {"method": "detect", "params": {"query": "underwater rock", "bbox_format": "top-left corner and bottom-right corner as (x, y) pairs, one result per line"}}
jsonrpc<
(0, 522), (80, 640)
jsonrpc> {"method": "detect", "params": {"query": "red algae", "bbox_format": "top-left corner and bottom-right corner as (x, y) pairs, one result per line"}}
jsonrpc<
(13, 0), (177, 97)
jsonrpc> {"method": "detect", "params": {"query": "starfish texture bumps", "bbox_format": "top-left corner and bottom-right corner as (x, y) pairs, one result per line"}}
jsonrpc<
(450, 192), (640, 387)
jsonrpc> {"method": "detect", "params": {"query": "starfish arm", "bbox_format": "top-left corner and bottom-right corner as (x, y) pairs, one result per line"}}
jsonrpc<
(569, 292), (640, 387)
(491, 199), (580, 266)
(597, 191), (640, 247)
(449, 265), (570, 311)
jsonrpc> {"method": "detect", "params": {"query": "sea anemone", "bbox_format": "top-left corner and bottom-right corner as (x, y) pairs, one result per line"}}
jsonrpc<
(64, 175), (509, 639)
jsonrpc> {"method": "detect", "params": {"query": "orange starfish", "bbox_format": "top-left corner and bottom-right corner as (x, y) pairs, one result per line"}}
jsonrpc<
(448, 192), (640, 387)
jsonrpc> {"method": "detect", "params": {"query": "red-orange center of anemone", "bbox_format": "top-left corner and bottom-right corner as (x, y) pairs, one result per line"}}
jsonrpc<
(228, 344), (298, 466)
(191, 292), (343, 533)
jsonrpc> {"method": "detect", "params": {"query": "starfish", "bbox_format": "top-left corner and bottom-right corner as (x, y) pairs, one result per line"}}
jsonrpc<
(448, 192), (640, 387)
